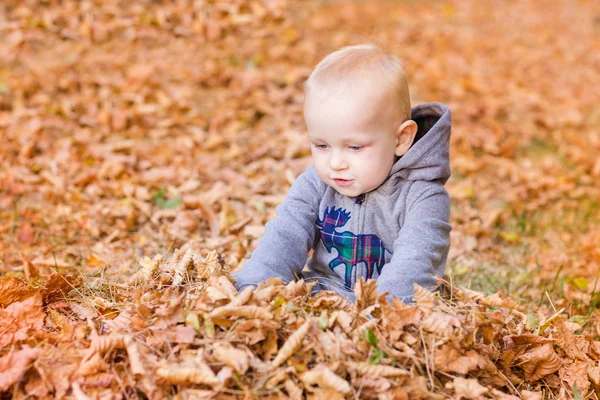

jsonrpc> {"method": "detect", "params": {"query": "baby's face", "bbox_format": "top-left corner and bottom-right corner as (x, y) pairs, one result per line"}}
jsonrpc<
(304, 86), (399, 197)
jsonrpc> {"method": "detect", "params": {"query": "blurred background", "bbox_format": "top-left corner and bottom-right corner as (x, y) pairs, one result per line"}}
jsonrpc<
(1, 0), (599, 318)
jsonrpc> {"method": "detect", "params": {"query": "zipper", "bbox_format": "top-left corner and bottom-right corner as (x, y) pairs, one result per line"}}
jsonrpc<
(351, 193), (367, 286)
(355, 193), (365, 205)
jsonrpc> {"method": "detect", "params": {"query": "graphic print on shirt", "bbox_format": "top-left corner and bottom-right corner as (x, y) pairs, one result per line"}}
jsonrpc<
(316, 207), (389, 289)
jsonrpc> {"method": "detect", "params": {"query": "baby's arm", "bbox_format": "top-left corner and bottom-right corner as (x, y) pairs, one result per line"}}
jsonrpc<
(232, 166), (323, 291)
(377, 181), (452, 303)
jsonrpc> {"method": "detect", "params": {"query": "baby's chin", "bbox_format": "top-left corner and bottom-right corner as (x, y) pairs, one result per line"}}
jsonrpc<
(330, 183), (365, 198)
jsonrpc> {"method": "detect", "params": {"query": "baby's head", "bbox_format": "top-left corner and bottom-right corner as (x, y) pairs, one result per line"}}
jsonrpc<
(303, 44), (417, 197)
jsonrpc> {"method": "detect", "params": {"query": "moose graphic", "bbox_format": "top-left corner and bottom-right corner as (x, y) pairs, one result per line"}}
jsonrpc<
(316, 207), (388, 288)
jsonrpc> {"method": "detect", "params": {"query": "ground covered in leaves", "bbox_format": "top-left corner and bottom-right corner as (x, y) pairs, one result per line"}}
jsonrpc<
(1, 0), (599, 398)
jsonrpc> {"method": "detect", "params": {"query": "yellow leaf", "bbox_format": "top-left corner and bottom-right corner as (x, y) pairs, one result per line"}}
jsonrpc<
(443, 4), (455, 18)
(499, 231), (521, 243)
(86, 254), (106, 267)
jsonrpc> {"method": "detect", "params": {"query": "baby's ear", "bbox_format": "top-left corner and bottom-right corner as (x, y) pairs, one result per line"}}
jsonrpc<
(394, 120), (418, 157)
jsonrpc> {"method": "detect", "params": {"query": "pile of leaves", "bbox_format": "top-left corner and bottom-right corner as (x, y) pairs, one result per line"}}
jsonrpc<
(2, 0), (600, 398)
(2, 245), (599, 399)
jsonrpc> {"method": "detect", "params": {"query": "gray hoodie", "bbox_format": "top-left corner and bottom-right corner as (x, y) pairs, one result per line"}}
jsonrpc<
(232, 102), (452, 303)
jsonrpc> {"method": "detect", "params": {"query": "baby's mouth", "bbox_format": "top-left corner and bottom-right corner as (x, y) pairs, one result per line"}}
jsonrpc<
(333, 178), (353, 187)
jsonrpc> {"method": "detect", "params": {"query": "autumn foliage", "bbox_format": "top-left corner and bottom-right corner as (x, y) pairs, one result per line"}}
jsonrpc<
(1, 0), (599, 398)
(1, 248), (600, 399)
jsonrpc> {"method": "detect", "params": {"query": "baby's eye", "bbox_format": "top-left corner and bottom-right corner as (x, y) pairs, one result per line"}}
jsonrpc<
(314, 144), (328, 149)
(348, 145), (361, 151)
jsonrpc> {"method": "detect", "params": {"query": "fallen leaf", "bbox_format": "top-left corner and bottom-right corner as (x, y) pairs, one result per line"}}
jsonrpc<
(518, 344), (562, 382)
(0, 276), (40, 307)
(0, 294), (45, 348)
(447, 377), (488, 400)
(300, 364), (351, 394)
(0, 346), (41, 391)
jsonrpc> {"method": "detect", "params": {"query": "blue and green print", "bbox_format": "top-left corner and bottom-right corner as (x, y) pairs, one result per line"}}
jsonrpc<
(316, 207), (389, 289)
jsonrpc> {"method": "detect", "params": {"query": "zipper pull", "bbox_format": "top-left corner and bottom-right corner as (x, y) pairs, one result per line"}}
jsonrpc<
(355, 194), (365, 205)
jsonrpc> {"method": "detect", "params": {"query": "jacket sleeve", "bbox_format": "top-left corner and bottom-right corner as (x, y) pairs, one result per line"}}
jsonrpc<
(376, 182), (452, 303)
(232, 167), (323, 291)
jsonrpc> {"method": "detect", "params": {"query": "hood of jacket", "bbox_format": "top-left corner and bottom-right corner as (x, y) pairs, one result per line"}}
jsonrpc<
(380, 102), (451, 190)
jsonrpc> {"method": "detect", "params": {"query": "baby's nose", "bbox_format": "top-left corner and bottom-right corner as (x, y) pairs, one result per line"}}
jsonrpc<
(329, 150), (348, 170)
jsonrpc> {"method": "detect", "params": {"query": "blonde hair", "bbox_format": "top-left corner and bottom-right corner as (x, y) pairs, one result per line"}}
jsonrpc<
(304, 44), (411, 121)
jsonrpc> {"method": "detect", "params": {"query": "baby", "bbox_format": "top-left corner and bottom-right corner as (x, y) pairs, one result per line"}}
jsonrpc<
(233, 44), (452, 303)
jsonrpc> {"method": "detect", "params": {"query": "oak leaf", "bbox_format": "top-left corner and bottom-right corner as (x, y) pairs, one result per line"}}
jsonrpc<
(518, 344), (562, 382)
(559, 360), (590, 395)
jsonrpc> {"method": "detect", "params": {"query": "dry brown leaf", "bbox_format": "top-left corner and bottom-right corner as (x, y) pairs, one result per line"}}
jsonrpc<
(172, 247), (194, 286)
(434, 345), (480, 374)
(413, 283), (436, 312)
(212, 344), (249, 374)
(71, 381), (92, 400)
(588, 365), (600, 386)
(307, 388), (346, 400)
(173, 389), (217, 400)
(554, 318), (588, 361)
(204, 286), (230, 302)
(353, 319), (378, 337)
(69, 302), (97, 320)
(215, 275), (238, 299)
(300, 365), (351, 394)
(128, 254), (163, 285)
(156, 363), (219, 387)
(380, 302), (422, 331)
(447, 377), (488, 400)
(265, 369), (287, 389)
(504, 334), (554, 348)
(345, 361), (409, 377)
(196, 250), (224, 280)
(421, 311), (462, 337)
(559, 360), (590, 395)
(352, 376), (391, 394)
(0, 276), (41, 307)
(101, 309), (133, 334)
(208, 305), (273, 320)
(454, 287), (485, 302)
(0, 346), (41, 391)
(228, 285), (254, 307)
(490, 388), (520, 400)
(354, 278), (377, 313)
(333, 310), (354, 333)
(32, 354), (79, 398)
(89, 335), (126, 354)
(124, 336), (145, 375)
(480, 293), (517, 309)
(77, 353), (108, 377)
(254, 285), (281, 303)
(284, 378), (304, 400)
(520, 390), (543, 400)
(518, 343), (562, 382)
(44, 273), (78, 301)
(216, 365), (233, 386)
(272, 319), (312, 367)
(1, 2), (599, 399)
(284, 279), (314, 298)
(0, 293), (45, 348)
(20, 252), (39, 282)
